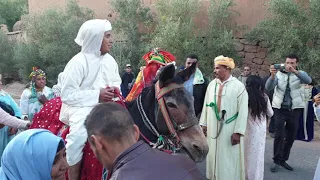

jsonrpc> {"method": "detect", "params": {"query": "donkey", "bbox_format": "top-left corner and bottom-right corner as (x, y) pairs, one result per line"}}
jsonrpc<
(127, 64), (209, 162)
(30, 63), (208, 179)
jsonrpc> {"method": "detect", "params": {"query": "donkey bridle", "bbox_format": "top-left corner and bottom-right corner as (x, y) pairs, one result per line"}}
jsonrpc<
(137, 81), (198, 152)
(155, 82), (197, 138)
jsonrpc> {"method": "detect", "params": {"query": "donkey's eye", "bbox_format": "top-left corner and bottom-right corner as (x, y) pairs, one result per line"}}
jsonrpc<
(167, 102), (177, 108)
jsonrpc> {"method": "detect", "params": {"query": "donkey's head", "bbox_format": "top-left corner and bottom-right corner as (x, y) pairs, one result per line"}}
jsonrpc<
(154, 63), (208, 162)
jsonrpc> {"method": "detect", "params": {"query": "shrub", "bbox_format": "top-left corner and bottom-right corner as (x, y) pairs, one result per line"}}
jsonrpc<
(0, 0), (27, 31)
(110, 0), (153, 73)
(89, 0), (240, 78)
(150, 0), (240, 77)
(14, 0), (94, 86)
(196, 0), (241, 76)
(246, 0), (320, 83)
(151, 0), (200, 66)
(0, 31), (17, 80)
(13, 42), (42, 82)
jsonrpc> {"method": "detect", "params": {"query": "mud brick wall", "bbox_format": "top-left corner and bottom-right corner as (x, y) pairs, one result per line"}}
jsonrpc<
(235, 38), (271, 78)
(6, 31), (27, 42)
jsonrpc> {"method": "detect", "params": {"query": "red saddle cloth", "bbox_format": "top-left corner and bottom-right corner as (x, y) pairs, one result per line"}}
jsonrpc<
(30, 97), (64, 134)
(30, 96), (127, 180)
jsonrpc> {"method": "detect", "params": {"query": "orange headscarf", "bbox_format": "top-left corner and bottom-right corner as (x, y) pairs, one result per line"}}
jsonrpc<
(125, 48), (175, 102)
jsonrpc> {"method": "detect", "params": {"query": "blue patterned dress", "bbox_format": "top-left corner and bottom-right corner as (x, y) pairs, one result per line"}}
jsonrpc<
(0, 90), (22, 160)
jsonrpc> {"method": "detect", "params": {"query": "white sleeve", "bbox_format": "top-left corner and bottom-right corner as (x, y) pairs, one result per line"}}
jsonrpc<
(265, 94), (274, 118)
(61, 60), (100, 106)
(314, 104), (320, 122)
(0, 108), (28, 129)
(20, 89), (30, 118)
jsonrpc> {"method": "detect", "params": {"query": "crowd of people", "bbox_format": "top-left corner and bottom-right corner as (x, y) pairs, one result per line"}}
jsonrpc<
(0, 18), (319, 180)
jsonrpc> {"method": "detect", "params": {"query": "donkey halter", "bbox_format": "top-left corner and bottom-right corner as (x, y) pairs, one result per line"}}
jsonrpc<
(137, 81), (197, 153)
(155, 81), (197, 143)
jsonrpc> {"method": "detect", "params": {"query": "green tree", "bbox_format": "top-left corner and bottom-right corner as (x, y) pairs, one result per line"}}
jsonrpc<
(14, 0), (94, 86)
(0, 31), (18, 82)
(110, 0), (153, 72)
(151, 0), (200, 66)
(246, 0), (320, 82)
(109, 0), (240, 77)
(0, 0), (28, 31)
(197, 0), (241, 76)
(151, 0), (240, 77)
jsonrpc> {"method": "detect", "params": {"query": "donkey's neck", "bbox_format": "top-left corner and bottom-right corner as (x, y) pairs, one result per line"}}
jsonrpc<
(129, 86), (158, 142)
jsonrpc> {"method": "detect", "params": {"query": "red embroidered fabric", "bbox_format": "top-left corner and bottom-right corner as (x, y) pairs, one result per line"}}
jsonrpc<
(30, 96), (126, 180)
(30, 97), (64, 134)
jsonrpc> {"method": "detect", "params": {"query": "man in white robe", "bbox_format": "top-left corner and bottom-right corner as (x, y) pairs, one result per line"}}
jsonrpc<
(59, 19), (122, 180)
(200, 55), (248, 180)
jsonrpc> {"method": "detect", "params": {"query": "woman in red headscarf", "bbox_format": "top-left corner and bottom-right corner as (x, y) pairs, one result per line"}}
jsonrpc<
(126, 48), (175, 102)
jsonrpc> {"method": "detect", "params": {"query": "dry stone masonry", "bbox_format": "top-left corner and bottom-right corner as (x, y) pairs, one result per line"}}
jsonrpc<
(235, 38), (270, 78)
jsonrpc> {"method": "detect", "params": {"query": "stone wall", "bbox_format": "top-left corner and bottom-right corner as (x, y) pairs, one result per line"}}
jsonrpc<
(235, 38), (271, 78)
(6, 31), (26, 42)
(1, 22), (26, 42)
(2, 16), (272, 80)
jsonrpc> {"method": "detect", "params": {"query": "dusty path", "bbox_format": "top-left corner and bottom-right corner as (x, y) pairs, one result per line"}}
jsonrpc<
(197, 138), (320, 180)
(0, 82), (26, 103)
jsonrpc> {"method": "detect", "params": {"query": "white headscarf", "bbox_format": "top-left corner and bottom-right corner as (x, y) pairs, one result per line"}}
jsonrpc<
(74, 19), (112, 55)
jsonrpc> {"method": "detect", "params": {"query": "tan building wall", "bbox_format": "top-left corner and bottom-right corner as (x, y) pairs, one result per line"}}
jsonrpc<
(28, 0), (269, 34)
(27, 0), (275, 76)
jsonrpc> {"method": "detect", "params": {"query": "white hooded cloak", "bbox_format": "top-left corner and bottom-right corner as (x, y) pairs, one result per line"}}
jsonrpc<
(59, 19), (121, 166)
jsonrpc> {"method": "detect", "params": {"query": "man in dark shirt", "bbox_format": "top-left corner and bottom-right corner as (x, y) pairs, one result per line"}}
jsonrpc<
(184, 54), (209, 118)
(85, 103), (203, 180)
(121, 64), (134, 98)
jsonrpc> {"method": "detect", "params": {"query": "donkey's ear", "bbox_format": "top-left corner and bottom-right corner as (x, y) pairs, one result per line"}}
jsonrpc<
(177, 62), (197, 82)
(159, 64), (175, 88)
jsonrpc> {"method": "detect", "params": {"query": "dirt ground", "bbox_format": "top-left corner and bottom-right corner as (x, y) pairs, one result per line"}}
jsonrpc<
(1, 81), (320, 140)
(313, 122), (320, 140)
(0, 82), (26, 100)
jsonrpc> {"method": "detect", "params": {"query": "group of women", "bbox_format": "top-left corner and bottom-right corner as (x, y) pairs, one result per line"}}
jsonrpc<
(0, 68), (55, 154)
(0, 68), (67, 179)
